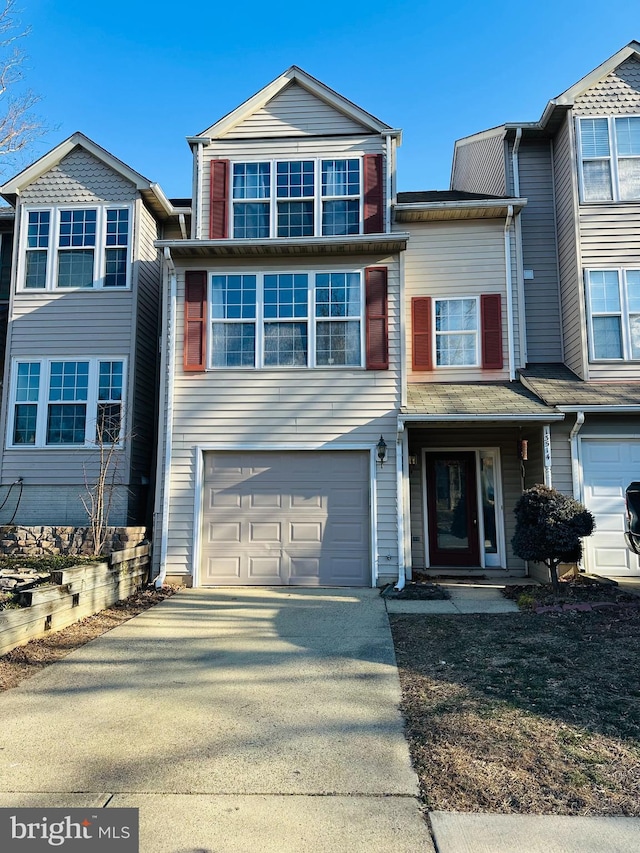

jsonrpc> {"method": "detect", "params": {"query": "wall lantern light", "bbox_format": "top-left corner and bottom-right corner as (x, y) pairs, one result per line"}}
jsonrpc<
(376, 435), (388, 466)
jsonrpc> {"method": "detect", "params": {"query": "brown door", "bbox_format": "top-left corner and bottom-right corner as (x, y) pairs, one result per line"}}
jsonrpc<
(426, 451), (480, 567)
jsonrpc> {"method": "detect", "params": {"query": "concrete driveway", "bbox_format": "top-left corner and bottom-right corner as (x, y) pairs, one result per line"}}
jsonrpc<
(0, 588), (434, 852)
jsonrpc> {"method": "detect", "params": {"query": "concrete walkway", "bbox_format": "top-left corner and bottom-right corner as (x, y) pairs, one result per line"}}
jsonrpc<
(385, 581), (520, 614)
(0, 588), (434, 852)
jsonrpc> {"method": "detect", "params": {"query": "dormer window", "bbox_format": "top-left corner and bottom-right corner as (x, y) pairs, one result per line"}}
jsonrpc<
(578, 116), (640, 202)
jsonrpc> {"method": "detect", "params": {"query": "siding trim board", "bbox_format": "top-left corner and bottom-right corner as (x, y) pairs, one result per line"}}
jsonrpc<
(190, 443), (379, 588)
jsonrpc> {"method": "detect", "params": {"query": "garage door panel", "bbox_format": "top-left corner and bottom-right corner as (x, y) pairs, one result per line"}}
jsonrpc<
(201, 450), (370, 586)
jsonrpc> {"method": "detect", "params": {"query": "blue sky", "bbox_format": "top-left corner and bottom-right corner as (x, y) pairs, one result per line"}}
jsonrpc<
(9, 0), (640, 198)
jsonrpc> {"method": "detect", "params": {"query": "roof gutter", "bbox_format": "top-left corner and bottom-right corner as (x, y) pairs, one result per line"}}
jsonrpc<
(399, 412), (564, 423)
(155, 247), (177, 588)
(557, 405), (640, 413)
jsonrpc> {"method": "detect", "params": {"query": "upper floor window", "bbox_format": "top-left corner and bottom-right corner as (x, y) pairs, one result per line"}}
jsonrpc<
(231, 159), (362, 239)
(578, 117), (640, 202)
(586, 269), (640, 360)
(21, 205), (132, 290)
(434, 298), (478, 366)
(9, 357), (125, 447)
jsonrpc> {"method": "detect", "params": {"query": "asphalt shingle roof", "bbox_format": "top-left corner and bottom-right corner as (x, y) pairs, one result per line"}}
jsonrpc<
(519, 364), (640, 407)
(396, 190), (506, 204)
(403, 382), (558, 417)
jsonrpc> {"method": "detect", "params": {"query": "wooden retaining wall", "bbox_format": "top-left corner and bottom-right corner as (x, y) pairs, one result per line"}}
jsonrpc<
(0, 545), (150, 657)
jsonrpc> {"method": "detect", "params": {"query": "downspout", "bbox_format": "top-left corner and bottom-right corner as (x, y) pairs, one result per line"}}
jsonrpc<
(155, 247), (177, 588)
(383, 131), (393, 233)
(570, 412), (585, 500)
(504, 204), (516, 380)
(543, 424), (553, 488)
(511, 128), (527, 366)
(192, 141), (204, 240)
(395, 422), (406, 590)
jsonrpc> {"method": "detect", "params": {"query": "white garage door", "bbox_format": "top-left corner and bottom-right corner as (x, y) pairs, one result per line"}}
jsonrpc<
(200, 450), (370, 586)
(582, 439), (640, 577)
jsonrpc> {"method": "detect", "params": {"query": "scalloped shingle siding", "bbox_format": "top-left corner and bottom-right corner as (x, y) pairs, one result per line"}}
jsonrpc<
(573, 57), (640, 115)
(21, 147), (137, 204)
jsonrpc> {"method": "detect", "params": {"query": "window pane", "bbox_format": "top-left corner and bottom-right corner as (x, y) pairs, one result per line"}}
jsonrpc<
(98, 361), (123, 401)
(263, 274), (308, 319)
(232, 163), (270, 199)
(25, 252), (47, 288)
(627, 271), (640, 312)
(277, 201), (313, 237)
(276, 161), (314, 198)
(316, 320), (360, 366)
(480, 455), (497, 554)
(211, 322), (255, 367)
(27, 211), (50, 247)
(630, 315), (640, 359)
(59, 209), (96, 247)
(615, 117), (640, 156)
(580, 118), (610, 157)
(618, 158), (640, 201)
(211, 275), (256, 320)
(16, 362), (40, 402)
(315, 272), (361, 318)
(46, 403), (87, 444)
(104, 248), (127, 287)
(436, 332), (477, 366)
(49, 361), (89, 402)
(264, 322), (308, 366)
(96, 402), (121, 443)
(105, 209), (129, 246)
(322, 200), (359, 235)
(582, 160), (613, 201)
(13, 404), (37, 445)
(592, 316), (622, 358)
(435, 299), (477, 332)
(589, 271), (620, 312)
(233, 202), (269, 238)
(57, 249), (94, 287)
(322, 160), (359, 196)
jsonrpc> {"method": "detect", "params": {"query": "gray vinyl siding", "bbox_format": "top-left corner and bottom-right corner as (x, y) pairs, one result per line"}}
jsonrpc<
(224, 82), (370, 138)
(201, 136), (384, 239)
(553, 114), (585, 377)
(0, 483), (129, 526)
(403, 219), (512, 382)
(163, 253), (401, 583)
(406, 425), (527, 572)
(514, 141), (563, 362)
(548, 417), (574, 497)
(20, 148), (138, 204)
(128, 200), (161, 522)
(580, 414), (640, 436)
(572, 56), (640, 115)
(451, 133), (507, 196)
(523, 426), (546, 491)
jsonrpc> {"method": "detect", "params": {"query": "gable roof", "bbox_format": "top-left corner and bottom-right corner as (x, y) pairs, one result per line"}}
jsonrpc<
(195, 66), (396, 140)
(549, 40), (640, 108)
(0, 132), (176, 219)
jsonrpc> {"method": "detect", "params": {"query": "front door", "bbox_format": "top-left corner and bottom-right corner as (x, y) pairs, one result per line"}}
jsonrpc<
(426, 451), (480, 567)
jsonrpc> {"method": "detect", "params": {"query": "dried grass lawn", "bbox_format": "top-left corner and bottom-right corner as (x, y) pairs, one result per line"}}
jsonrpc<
(390, 609), (640, 815)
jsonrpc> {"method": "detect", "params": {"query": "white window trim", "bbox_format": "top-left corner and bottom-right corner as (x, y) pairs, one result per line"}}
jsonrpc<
(577, 115), (640, 203)
(17, 203), (134, 291)
(7, 356), (127, 449)
(208, 268), (366, 370)
(585, 268), (640, 361)
(433, 296), (480, 368)
(229, 157), (364, 239)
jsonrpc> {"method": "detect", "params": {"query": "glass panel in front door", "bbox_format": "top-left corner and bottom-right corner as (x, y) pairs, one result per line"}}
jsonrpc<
(434, 458), (469, 550)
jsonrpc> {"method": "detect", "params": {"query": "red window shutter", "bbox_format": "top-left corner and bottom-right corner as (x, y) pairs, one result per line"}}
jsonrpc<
(412, 297), (433, 370)
(365, 266), (388, 370)
(481, 293), (503, 369)
(184, 271), (207, 372)
(209, 159), (229, 239)
(363, 153), (383, 234)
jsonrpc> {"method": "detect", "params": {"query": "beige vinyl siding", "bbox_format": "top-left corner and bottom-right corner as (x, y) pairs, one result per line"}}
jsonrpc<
(224, 82), (370, 138)
(573, 56), (640, 115)
(451, 133), (507, 196)
(128, 200), (161, 521)
(407, 425), (527, 572)
(201, 136), (384, 238)
(553, 113), (585, 377)
(403, 219), (511, 382)
(163, 253), (400, 582)
(515, 141), (563, 362)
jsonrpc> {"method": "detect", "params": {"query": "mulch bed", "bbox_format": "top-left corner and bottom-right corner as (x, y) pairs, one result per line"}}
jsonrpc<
(391, 608), (640, 815)
(502, 576), (640, 613)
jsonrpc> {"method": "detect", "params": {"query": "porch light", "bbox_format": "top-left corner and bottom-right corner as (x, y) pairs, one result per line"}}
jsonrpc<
(376, 435), (388, 466)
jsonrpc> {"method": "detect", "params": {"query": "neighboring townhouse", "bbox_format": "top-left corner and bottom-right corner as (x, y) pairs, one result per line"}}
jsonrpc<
(452, 41), (640, 578)
(153, 67), (407, 587)
(0, 133), (179, 528)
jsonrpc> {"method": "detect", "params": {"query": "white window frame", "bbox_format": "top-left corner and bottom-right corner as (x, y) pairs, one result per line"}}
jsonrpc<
(433, 296), (480, 368)
(230, 158), (364, 239)
(17, 204), (134, 291)
(577, 115), (640, 203)
(585, 268), (640, 361)
(7, 356), (127, 448)
(208, 269), (366, 370)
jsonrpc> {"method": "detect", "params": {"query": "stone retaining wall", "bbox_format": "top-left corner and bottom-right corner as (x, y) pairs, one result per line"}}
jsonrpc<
(0, 526), (147, 557)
